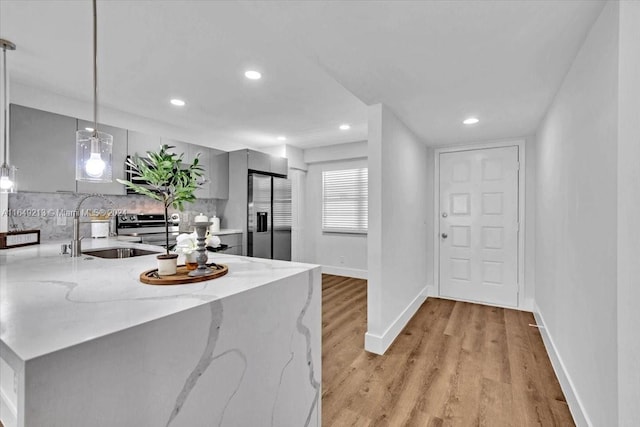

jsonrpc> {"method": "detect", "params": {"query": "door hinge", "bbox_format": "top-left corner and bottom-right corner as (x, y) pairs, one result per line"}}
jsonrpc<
(517, 161), (521, 171)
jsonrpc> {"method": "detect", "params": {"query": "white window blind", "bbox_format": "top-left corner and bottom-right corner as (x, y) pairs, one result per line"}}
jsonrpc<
(322, 168), (368, 234)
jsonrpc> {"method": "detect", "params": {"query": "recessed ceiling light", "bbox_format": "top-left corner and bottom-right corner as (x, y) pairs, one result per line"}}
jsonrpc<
(277, 136), (287, 141)
(85, 127), (94, 132)
(245, 70), (262, 80)
(170, 99), (186, 107)
(339, 124), (351, 130)
(463, 117), (479, 125)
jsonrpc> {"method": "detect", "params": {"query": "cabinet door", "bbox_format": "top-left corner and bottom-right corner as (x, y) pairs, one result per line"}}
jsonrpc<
(270, 156), (288, 176)
(160, 138), (190, 162)
(128, 130), (161, 158)
(210, 151), (229, 199)
(188, 144), (211, 199)
(223, 245), (242, 256)
(247, 149), (270, 172)
(76, 120), (127, 195)
(10, 104), (77, 192)
(218, 233), (242, 247)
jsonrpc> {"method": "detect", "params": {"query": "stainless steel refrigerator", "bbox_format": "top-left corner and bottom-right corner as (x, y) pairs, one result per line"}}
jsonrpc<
(248, 173), (292, 261)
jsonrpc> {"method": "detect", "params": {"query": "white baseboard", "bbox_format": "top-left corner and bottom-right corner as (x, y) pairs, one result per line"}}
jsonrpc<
(365, 286), (428, 355)
(534, 305), (592, 427)
(423, 284), (436, 297)
(321, 265), (368, 279)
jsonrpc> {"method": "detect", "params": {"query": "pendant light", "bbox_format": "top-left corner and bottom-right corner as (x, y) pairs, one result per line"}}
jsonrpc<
(76, 0), (112, 182)
(0, 39), (17, 193)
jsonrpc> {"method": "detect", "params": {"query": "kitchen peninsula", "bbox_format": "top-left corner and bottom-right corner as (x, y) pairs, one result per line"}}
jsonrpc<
(0, 239), (321, 427)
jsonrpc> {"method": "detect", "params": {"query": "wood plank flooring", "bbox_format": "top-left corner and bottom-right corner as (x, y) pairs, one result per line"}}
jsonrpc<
(321, 274), (574, 426)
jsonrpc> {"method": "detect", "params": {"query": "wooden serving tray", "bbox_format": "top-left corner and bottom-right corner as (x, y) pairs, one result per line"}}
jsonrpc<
(140, 263), (228, 285)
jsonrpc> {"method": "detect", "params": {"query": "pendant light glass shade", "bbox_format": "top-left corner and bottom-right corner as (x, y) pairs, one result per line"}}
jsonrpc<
(76, 129), (113, 181)
(0, 163), (17, 193)
(76, 0), (112, 183)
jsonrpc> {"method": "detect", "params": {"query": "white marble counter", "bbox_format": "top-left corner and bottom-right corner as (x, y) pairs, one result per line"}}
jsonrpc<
(0, 239), (321, 427)
(0, 238), (314, 361)
(210, 228), (242, 236)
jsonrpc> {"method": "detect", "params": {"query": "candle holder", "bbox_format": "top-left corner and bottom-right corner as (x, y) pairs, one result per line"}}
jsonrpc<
(188, 221), (213, 277)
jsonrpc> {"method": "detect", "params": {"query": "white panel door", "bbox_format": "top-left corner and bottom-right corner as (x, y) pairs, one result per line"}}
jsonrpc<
(439, 146), (519, 307)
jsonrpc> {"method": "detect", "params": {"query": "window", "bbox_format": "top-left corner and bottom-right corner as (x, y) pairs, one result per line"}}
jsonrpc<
(322, 168), (368, 234)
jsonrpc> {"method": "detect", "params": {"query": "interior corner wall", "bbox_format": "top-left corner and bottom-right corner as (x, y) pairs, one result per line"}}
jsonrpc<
(366, 103), (430, 354)
(524, 135), (537, 305)
(617, 0), (640, 425)
(303, 157), (368, 276)
(534, 2), (619, 426)
(425, 147), (435, 293)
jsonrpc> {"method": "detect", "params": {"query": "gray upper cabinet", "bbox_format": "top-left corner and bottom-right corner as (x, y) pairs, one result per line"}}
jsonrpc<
(10, 104), (77, 192)
(188, 144), (211, 199)
(247, 149), (288, 175)
(247, 150), (271, 173)
(9, 104), (231, 198)
(188, 144), (230, 200)
(270, 156), (288, 176)
(127, 131), (161, 158)
(161, 138), (190, 162)
(210, 151), (229, 199)
(76, 120), (127, 195)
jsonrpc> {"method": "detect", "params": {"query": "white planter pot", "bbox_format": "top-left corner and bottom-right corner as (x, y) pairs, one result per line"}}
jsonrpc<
(157, 254), (178, 276)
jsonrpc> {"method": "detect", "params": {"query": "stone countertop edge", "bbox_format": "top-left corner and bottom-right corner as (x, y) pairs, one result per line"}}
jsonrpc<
(210, 229), (243, 236)
(0, 238), (320, 362)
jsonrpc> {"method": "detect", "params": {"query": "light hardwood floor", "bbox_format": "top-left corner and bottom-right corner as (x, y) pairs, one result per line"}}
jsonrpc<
(321, 274), (574, 426)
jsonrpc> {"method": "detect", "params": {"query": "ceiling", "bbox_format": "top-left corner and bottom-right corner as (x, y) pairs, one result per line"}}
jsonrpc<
(1, 1), (604, 151)
(0, 0), (368, 151)
(242, 0), (605, 146)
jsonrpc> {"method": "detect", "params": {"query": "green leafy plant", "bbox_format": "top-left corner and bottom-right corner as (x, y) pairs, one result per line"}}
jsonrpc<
(117, 144), (205, 255)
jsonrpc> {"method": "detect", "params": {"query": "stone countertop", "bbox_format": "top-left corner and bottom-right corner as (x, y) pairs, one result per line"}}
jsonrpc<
(0, 239), (317, 362)
(210, 229), (242, 236)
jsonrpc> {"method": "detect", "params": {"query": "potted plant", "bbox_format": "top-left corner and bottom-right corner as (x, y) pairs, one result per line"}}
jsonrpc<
(117, 144), (204, 275)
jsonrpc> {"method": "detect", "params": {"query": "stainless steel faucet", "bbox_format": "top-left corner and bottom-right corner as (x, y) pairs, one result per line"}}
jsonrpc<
(70, 194), (115, 257)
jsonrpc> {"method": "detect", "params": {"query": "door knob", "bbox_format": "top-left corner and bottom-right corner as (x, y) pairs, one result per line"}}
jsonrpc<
(441, 233), (448, 239)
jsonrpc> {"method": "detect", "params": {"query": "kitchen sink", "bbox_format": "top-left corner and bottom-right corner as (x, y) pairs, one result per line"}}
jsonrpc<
(82, 247), (161, 259)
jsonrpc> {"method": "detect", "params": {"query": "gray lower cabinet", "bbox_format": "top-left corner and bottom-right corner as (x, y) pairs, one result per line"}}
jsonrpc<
(10, 104), (77, 192)
(217, 233), (242, 255)
(76, 120), (128, 195)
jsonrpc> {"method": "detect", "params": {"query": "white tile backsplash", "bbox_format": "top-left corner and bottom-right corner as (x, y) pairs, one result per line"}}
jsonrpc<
(6, 191), (218, 241)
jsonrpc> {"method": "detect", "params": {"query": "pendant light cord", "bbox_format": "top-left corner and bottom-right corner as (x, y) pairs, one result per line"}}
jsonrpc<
(2, 46), (8, 164)
(0, 38), (16, 169)
(93, 0), (98, 137)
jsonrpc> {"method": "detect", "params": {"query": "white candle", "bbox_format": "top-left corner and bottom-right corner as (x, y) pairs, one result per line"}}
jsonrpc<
(194, 213), (208, 222)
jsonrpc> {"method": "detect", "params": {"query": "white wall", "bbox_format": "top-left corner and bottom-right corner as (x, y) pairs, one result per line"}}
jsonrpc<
(366, 103), (431, 354)
(283, 145), (307, 171)
(617, 1), (640, 425)
(304, 157), (368, 277)
(535, 2), (619, 425)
